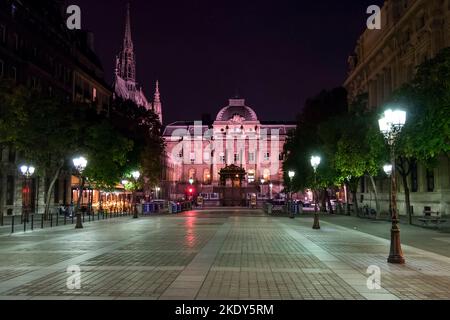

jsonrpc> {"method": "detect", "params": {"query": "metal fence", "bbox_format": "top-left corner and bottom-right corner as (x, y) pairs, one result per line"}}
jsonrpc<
(0, 209), (135, 234)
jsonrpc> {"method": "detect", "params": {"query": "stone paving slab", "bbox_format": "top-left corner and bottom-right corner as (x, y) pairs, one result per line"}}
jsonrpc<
(0, 211), (450, 300)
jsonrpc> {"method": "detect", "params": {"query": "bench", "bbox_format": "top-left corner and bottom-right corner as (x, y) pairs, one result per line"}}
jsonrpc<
(418, 210), (446, 228)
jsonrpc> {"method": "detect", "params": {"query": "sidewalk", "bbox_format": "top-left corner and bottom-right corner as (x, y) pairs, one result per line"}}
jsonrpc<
(315, 214), (450, 258)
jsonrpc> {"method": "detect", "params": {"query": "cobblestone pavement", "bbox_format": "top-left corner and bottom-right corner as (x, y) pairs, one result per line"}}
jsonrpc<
(0, 209), (450, 300)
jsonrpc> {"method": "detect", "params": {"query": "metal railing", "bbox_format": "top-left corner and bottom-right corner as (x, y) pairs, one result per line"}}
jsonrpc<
(0, 209), (135, 234)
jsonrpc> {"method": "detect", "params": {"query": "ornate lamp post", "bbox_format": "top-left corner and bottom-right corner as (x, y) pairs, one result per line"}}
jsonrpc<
(269, 183), (273, 200)
(379, 109), (406, 264)
(155, 186), (161, 199)
(310, 156), (321, 229)
(131, 171), (141, 219)
(73, 156), (87, 229)
(260, 178), (265, 198)
(288, 171), (295, 200)
(288, 171), (295, 219)
(20, 165), (35, 222)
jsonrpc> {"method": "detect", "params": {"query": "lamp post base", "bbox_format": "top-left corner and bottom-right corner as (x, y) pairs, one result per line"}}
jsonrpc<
(388, 223), (405, 264)
(312, 213), (321, 230)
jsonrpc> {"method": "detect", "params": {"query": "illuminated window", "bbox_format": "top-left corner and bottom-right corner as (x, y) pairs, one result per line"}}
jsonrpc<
(263, 169), (270, 181)
(92, 88), (97, 101)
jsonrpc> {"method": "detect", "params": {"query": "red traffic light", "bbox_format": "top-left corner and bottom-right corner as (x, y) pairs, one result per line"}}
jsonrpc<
(188, 188), (193, 194)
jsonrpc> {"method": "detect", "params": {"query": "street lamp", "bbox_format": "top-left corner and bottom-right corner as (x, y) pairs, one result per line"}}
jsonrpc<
(131, 171), (141, 219)
(19, 165), (35, 222)
(288, 171), (295, 219)
(73, 156), (87, 229)
(269, 183), (273, 200)
(155, 186), (161, 199)
(189, 178), (194, 185)
(310, 155), (321, 230)
(379, 108), (406, 264)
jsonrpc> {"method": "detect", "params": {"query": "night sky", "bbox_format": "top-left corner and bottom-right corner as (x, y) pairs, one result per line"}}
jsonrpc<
(68, 0), (384, 124)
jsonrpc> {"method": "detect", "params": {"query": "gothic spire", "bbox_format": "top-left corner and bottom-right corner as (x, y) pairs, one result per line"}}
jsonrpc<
(124, 2), (133, 50)
(116, 1), (136, 83)
(153, 80), (163, 124)
(154, 80), (161, 103)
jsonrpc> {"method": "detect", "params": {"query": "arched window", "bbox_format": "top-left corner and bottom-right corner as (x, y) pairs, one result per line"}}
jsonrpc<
(188, 169), (196, 181)
(203, 169), (211, 184)
(263, 169), (271, 181)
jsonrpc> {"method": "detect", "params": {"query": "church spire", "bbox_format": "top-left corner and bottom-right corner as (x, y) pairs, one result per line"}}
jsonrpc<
(153, 80), (163, 124)
(124, 2), (133, 50)
(116, 1), (136, 83)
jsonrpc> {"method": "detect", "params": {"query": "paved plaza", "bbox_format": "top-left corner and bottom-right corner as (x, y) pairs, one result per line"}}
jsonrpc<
(0, 209), (450, 300)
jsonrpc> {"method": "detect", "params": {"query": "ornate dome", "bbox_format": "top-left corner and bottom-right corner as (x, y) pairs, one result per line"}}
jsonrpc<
(216, 98), (258, 122)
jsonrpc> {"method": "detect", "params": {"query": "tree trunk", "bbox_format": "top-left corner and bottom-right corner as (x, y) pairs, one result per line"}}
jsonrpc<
(368, 175), (381, 219)
(44, 164), (64, 220)
(401, 173), (412, 225)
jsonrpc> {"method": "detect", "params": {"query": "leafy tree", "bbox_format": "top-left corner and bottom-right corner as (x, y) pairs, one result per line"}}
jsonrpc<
(283, 87), (348, 212)
(0, 81), (80, 218)
(334, 111), (386, 215)
(108, 98), (165, 193)
(382, 47), (450, 223)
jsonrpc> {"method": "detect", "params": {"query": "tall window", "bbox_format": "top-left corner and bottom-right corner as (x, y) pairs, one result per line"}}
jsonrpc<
(360, 177), (366, 193)
(248, 152), (255, 163)
(219, 152), (225, 164)
(54, 179), (60, 204)
(264, 152), (270, 161)
(0, 25), (5, 44)
(11, 66), (16, 81)
(6, 176), (14, 206)
(234, 153), (240, 162)
(426, 169), (435, 192)
(8, 148), (15, 163)
(411, 161), (418, 192)
(13, 33), (18, 51)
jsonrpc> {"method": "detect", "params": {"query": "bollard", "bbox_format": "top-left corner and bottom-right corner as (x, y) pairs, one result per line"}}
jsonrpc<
(50, 214), (53, 228)
(64, 214), (67, 225)
(56, 214), (59, 226)
(31, 215), (34, 231)
(41, 215), (44, 229)
(72, 214), (74, 224)
(82, 212), (85, 223)
(11, 216), (15, 234)
(89, 214), (91, 222)
(24, 217), (26, 233)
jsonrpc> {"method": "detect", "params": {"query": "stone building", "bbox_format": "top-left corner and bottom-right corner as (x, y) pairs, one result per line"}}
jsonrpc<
(162, 97), (296, 204)
(344, 0), (450, 216)
(0, 0), (112, 218)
